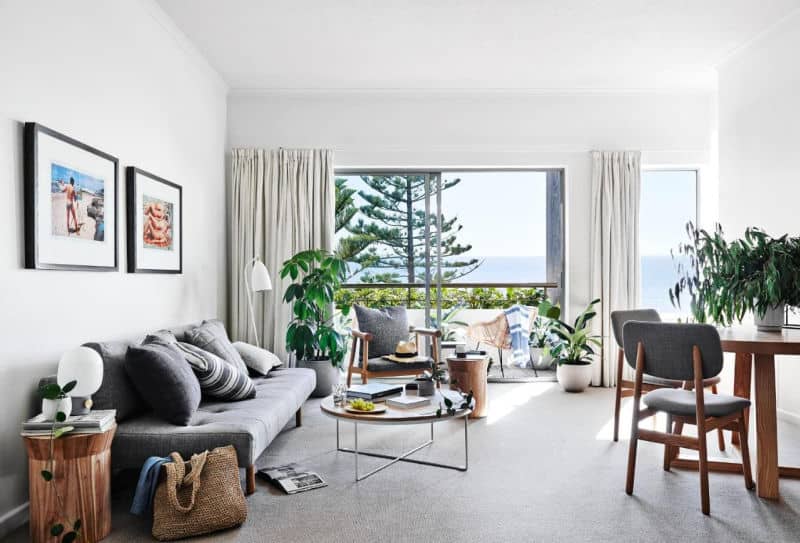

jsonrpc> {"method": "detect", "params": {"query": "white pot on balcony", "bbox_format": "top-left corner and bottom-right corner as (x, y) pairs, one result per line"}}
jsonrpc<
(529, 347), (554, 370)
(556, 362), (592, 393)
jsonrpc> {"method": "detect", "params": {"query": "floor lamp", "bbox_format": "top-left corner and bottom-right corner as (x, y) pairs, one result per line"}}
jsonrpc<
(244, 256), (272, 348)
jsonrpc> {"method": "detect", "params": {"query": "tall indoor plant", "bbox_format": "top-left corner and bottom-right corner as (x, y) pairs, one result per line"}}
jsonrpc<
(671, 223), (800, 330)
(282, 250), (350, 396)
(548, 299), (601, 392)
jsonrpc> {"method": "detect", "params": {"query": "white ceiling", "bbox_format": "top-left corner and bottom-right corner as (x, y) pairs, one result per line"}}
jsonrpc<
(157, 0), (800, 91)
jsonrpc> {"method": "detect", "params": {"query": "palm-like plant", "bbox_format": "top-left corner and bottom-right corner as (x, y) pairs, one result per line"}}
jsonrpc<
(547, 299), (601, 365)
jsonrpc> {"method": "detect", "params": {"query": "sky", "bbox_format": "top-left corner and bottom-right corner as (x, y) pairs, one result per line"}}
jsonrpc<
(338, 169), (696, 258)
(50, 162), (105, 194)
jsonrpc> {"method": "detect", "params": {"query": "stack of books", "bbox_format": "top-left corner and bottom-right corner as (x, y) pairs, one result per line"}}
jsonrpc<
(21, 409), (116, 437)
(346, 383), (403, 401)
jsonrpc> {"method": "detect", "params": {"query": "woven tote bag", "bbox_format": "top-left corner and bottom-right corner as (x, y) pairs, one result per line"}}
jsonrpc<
(152, 445), (247, 541)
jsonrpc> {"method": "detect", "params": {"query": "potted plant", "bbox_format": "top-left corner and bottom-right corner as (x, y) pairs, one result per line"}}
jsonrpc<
(671, 223), (800, 330)
(548, 299), (601, 392)
(529, 299), (561, 370)
(281, 250), (350, 397)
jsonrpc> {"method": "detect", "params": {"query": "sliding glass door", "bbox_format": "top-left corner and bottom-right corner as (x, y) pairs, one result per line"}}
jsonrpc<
(334, 169), (565, 342)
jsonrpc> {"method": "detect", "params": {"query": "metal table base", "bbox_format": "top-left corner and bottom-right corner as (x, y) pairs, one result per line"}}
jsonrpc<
(335, 416), (469, 481)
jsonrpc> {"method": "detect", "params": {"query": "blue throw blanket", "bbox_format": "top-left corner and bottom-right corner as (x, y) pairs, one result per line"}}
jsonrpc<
(504, 305), (532, 368)
(131, 456), (172, 515)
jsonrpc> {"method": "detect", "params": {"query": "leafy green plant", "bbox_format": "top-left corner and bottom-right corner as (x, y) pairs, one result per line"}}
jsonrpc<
(334, 286), (545, 310)
(670, 223), (800, 325)
(529, 299), (561, 348)
(37, 381), (82, 542)
(428, 305), (468, 341)
(282, 250), (350, 367)
(547, 299), (601, 365)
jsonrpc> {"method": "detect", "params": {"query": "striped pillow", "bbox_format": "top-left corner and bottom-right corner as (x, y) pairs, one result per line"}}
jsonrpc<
(144, 333), (255, 402)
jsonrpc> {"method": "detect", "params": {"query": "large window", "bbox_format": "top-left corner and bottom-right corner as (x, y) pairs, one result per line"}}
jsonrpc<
(334, 169), (564, 317)
(639, 169), (698, 317)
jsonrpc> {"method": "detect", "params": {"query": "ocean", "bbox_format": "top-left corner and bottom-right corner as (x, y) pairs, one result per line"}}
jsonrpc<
(351, 255), (682, 314)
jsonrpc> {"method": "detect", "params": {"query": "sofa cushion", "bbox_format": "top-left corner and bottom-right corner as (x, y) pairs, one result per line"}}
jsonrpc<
(234, 342), (283, 375)
(125, 343), (201, 426)
(354, 305), (410, 358)
(111, 367), (317, 469)
(146, 333), (256, 401)
(185, 319), (249, 375)
(84, 339), (144, 422)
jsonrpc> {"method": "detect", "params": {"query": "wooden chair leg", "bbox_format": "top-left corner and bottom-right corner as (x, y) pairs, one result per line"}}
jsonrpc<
(246, 464), (256, 495)
(626, 342), (645, 495)
(670, 420), (684, 464)
(295, 408), (302, 427)
(711, 383), (726, 451)
(697, 428), (710, 515)
(738, 413), (755, 490)
(613, 349), (624, 442)
(663, 414), (674, 471)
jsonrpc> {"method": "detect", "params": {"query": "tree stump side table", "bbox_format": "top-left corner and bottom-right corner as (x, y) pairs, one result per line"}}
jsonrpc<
(446, 356), (489, 418)
(23, 425), (116, 542)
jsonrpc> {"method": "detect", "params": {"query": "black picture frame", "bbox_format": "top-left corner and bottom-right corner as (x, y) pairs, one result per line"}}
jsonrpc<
(126, 167), (183, 274)
(24, 122), (119, 271)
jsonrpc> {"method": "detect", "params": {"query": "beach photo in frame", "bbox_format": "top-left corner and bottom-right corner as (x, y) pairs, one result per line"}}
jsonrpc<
(24, 122), (118, 271)
(126, 167), (182, 273)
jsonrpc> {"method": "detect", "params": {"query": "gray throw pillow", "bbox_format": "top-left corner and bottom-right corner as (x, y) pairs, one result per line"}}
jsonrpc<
(145, 334), (256, 401)
(185, 320), (249, 375)
(84, 340), (145, 422)
(353, 305), (410, 358)
(125, 343), (201, 426)
(234, 342), (283, 375)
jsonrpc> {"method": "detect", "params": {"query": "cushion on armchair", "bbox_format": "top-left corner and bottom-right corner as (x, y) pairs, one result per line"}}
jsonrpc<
(353, 305), (410, 359)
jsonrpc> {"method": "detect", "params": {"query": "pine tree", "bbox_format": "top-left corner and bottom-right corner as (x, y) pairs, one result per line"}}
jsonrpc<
(342, 174), (479, 283)
(334, 178), (377, 275)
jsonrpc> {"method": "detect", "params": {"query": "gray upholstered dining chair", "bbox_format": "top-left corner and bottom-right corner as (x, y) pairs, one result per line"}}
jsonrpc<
(610, 309), (725, 450)
(623, 321), (754, 515)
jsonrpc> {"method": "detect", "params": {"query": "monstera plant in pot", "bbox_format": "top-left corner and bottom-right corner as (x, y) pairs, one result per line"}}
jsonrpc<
(282, 250), (350, 397)
(670, 223), (800, 331)
(548, 299), (601, 392)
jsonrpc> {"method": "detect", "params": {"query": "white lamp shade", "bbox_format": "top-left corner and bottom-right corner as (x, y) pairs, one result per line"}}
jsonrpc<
(57, 346), (104, 397)
(251, 260), (272, 292)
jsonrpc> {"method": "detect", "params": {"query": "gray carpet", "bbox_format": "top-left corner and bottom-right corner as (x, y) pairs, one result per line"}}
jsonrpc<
(8, 384), (800, 542)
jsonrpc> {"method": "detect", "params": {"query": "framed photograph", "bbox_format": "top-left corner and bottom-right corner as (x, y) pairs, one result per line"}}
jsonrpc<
(126, 167), (182, 273)
(24, 123), (119, 271)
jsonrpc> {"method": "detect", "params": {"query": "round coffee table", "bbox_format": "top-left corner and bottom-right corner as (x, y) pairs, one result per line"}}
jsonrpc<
(321, 392), (471, 481)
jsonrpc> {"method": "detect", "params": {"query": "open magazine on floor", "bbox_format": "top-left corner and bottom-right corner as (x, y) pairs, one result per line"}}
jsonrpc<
(257, 463), (327, 494)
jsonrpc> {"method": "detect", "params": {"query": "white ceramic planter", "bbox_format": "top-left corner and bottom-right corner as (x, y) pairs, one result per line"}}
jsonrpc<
(299, 359), (341, 398)
(42, 397), (72, 421)
(556, 363), (592, 392)
(529, 347), (554, 370)
(755, 304), (785, 332)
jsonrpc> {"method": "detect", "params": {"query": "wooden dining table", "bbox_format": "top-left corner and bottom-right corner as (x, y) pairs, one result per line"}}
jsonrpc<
(670, 326), (800, 499)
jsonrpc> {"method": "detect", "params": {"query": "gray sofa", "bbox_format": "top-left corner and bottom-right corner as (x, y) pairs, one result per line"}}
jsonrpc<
(85, 321), (316, 494)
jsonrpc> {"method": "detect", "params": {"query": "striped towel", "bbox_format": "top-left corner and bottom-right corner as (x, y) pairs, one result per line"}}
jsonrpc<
(504, 304), (532, 368)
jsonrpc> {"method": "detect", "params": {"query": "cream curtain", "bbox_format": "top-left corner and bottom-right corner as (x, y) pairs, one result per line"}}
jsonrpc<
(590, 151), (641, 387)
(230, 148), (335, 365)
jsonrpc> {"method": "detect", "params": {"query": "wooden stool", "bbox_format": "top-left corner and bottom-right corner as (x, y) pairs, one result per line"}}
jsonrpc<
(447, 356), (489, 418)
(23, 425), (116, 542)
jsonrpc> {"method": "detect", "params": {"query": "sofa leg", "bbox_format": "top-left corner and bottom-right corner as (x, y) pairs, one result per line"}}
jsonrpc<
(295, 408), (302, 427)
(246, 464), (256, 495)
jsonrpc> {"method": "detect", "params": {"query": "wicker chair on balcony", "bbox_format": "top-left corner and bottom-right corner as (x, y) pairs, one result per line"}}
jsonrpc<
(466, 305), (537, 378)
(346, 305), (442, 386)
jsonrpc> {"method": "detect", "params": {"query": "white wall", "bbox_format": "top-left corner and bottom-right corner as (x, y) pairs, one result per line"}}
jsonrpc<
(0, 0), (227, 532)
(228, 90), (714, 321)
(718, 10), (800, 419)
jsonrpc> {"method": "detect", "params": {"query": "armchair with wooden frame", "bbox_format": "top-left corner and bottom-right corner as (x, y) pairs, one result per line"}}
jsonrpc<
(623, 321), (753, 515)
(346, 326), (442, 386)
(610, 309), (725, 451)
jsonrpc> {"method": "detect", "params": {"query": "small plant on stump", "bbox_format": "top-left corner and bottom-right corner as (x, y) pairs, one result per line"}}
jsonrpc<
(38, 380), (82, 542)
